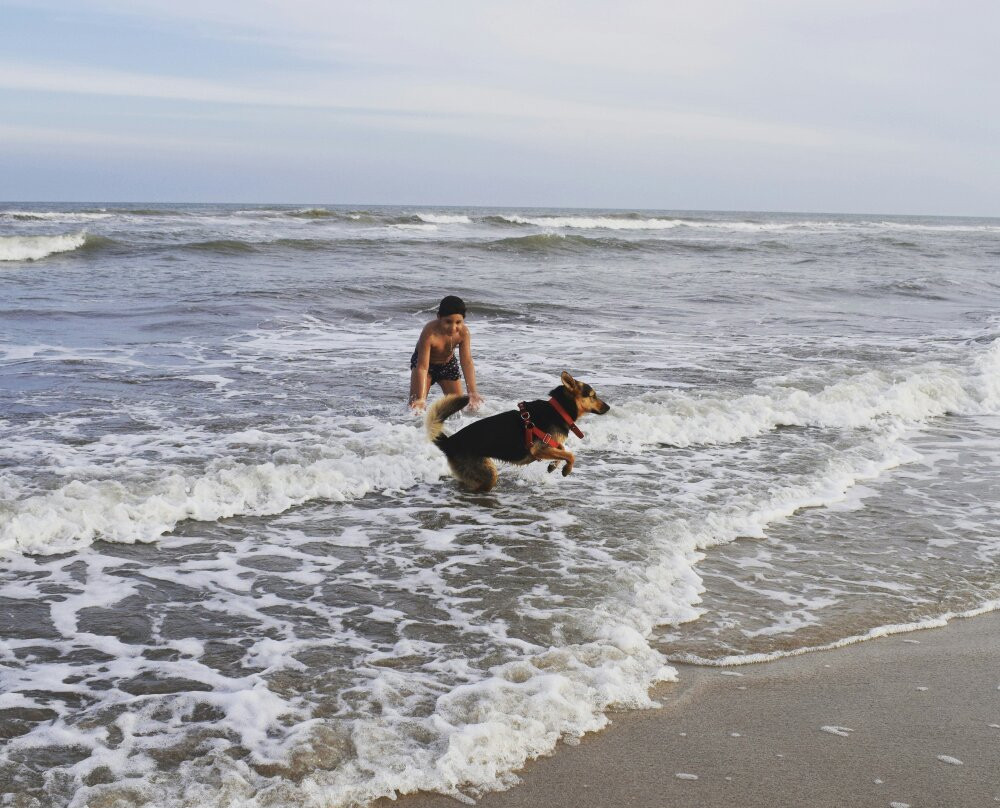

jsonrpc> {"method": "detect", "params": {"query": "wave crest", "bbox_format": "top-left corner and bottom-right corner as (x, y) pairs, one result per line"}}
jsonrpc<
(0, 424), (442, 556)
(0, 232), (89, 262)
(0, 210), (112, 222)
(585, 356), (995, 452)
(497, 214), (687, 230)
(416, 213), (471, 224)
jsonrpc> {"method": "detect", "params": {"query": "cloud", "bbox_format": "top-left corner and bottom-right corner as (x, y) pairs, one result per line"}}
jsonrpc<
(0, 62), (343, 109)
(0, 58), (924, 157)
(3, 0), (997, 210)
(0, 122), (252, 155)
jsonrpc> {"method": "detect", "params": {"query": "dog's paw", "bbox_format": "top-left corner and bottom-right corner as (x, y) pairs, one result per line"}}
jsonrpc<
(547, 462), (558, 473)
(561, 464), (573, 477)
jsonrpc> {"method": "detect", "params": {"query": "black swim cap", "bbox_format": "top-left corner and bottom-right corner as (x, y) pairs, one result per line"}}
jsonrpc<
(437, 295), (466, 318)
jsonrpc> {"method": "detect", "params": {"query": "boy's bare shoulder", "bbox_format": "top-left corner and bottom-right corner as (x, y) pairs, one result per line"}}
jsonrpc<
(416, 320), (438, 342)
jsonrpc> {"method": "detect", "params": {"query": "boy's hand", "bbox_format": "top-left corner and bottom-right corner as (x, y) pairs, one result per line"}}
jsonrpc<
(467, 393), (484, 412)
(409, 398), (426, 412)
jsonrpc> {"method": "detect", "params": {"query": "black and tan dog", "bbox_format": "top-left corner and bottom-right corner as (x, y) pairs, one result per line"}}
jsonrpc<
(426, 371), (610, 491)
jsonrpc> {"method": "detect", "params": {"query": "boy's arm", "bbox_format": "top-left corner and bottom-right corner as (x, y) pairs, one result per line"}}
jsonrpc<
(409, 334), (432, 409)
(458, 330), (484, 409)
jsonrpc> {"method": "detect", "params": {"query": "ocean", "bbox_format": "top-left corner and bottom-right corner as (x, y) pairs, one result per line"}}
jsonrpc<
(1, 203), (999, 807)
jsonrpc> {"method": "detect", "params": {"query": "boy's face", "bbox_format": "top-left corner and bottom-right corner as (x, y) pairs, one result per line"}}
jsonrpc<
(439, 314), (464, 336)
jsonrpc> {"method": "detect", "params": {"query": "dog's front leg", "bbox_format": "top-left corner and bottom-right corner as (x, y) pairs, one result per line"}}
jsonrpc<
(531, 444), (576, 476)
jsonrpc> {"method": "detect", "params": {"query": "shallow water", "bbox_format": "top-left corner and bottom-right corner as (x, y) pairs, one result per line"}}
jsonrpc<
(2, 204), (999, 806)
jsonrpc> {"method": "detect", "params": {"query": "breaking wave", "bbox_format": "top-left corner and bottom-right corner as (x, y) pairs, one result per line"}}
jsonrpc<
(4, 340), (997, 558)
(0, 423), (443, 556)
(497, 214), (689, 230)
(488, 214), (1000, 234)
(415, 213), (472, 224)
(586, 341), (1000, 452)
(0, 210), (112, 222)
(0, 231), (90, 262)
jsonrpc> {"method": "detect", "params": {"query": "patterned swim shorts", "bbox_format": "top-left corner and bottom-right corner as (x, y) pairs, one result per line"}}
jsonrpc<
(410, 350), (461, 383)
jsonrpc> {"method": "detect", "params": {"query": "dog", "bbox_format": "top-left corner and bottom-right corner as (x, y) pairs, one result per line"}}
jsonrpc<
(425, 371), (610, 491)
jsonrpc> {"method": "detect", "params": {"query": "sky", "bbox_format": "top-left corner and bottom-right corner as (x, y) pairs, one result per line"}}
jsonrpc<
(0, 0), (997, 214)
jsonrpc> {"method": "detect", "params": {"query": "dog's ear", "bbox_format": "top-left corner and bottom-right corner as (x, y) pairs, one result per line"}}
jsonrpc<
(560, 371), (579, 391)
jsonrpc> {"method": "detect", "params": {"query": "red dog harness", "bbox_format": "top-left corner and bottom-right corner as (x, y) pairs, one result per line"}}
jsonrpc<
(517, 398), (585, 449)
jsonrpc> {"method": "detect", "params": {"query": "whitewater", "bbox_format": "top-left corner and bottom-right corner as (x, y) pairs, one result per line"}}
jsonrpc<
(1, 203), (999, 807)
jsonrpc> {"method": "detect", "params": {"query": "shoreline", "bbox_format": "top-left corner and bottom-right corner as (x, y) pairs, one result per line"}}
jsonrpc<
(378, 611), (1000, 808)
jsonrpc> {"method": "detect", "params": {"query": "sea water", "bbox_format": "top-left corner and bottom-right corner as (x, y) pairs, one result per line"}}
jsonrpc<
(1, 204), (999, 806)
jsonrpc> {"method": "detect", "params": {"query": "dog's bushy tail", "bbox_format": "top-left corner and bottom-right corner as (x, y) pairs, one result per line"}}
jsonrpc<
(425, 394), (468, 450)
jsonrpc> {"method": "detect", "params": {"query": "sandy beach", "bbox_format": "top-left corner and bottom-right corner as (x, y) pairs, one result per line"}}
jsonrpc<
(382, 611), (1000, 808)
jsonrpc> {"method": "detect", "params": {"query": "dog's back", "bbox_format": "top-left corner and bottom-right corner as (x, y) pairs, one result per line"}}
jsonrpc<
(427, 396), (554, 463)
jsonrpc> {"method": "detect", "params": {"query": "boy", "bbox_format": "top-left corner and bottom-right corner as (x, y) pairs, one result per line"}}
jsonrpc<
(409, 295), (483, 412)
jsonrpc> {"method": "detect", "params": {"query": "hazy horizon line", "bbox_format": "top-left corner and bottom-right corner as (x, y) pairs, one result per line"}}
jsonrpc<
(3, 200), (998, 220)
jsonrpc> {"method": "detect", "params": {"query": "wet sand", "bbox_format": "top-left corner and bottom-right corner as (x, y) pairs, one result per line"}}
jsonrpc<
(379, 611), (1000, 808)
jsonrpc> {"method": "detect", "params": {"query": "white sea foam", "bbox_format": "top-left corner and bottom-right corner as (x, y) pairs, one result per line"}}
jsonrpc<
(495, 214), (795, 232)
(494, 214), (1000, 234)
(583, 351), (999, 453)
(873, 220), (1000, 233)
(494, 214), (824, 232)
(0, 210), (111, 221)
(0, 421), (445, 555)
(820, 725), (854, 737)
(0, 377), (933, 806)
(0, 231), (88, 261)
(5, 341), (997, 560)
(2, 506), (684, 805)
(661, 436), (913, 553)
(499, 214), (688, 230)
(671, 599), (1000, 666)
(416, 213), (471, 224)
(47, 634), (674, 808)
